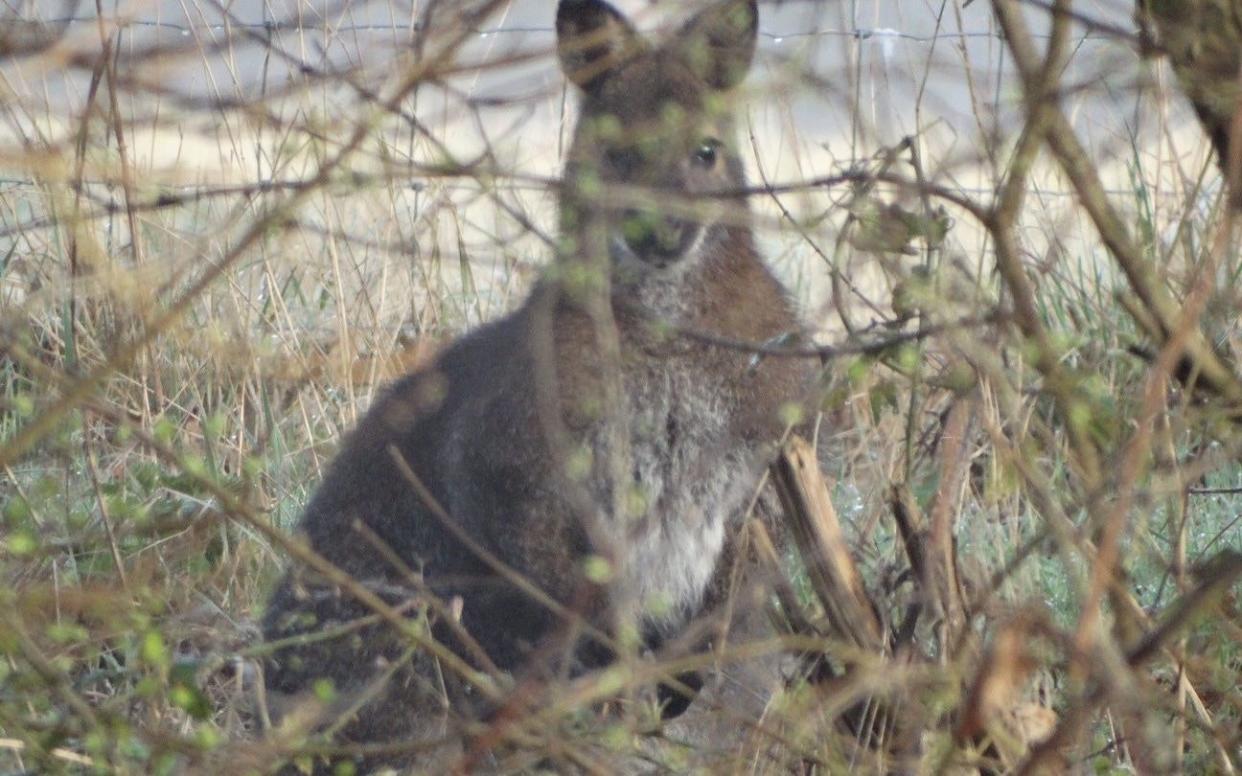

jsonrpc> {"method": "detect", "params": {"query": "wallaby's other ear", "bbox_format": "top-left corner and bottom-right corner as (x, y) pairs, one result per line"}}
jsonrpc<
(556, 0), (643, 91)
(675, 0), (758, 90)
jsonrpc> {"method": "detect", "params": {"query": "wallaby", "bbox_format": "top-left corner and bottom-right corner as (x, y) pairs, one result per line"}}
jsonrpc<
(261, 0), (813, 769)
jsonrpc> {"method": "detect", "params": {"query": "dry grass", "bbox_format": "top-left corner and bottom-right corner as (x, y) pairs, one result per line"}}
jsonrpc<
(1, 0), (1240, 773)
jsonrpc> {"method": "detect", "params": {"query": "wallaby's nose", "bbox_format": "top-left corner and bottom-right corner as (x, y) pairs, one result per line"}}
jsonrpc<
(619, 208), (698, 265)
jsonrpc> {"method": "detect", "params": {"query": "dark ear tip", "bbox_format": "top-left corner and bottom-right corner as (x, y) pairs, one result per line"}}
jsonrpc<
(555, 0), (580, 24)
(556, 0), (638, 91)
(556, 0), (621, 27)
(554, 0), (577, 29)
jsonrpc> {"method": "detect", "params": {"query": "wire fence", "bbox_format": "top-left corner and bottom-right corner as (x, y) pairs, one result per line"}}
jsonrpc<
(0, 1), (1215, 312)
(1, 1), (1215, 329)
(31, 16), (1116, 42)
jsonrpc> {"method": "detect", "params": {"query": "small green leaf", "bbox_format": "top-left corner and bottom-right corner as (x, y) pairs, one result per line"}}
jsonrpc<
(169, 683), (212, 720)
(141, 631), (168, 668)
(153, 417), (177, 445)
(312, 677), (336, 703)
(6, 529), (37, 555)
(12, 393), (34, 417)
(583, 555), (613, 583)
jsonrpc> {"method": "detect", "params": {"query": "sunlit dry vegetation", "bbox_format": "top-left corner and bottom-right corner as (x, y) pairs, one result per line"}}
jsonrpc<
(1, 0), (1240, 773)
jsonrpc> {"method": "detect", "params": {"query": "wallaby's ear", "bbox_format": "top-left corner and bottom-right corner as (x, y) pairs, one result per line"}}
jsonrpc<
(675, 0), (758, 91)
(556, 0), (643, 91)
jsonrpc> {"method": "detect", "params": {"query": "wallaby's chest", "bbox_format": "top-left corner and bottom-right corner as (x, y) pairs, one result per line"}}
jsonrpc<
(614, 357), (759, 628)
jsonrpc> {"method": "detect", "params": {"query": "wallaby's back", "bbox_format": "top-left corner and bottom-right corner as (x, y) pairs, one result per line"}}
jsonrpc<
(261, 1), (814, 770)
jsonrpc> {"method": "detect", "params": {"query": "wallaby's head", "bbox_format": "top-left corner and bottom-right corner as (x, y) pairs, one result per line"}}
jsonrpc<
(556, 0), (758, 273)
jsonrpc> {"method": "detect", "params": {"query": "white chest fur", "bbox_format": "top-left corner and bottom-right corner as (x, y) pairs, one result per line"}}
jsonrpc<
(611, 358), (760, 633)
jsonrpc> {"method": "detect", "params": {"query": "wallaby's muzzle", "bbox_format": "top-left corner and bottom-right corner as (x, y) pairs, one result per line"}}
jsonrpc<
(618, 208), (701, 267)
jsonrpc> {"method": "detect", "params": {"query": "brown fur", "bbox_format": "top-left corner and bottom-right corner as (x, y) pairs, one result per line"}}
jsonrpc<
(261, 1), (814, 771)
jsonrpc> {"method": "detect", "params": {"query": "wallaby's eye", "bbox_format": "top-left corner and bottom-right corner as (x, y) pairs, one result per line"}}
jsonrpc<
(693, 138), (721, 169)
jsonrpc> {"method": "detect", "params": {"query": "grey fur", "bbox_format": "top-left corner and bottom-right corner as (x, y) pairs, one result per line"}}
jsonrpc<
(261, 1), (813, 771)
